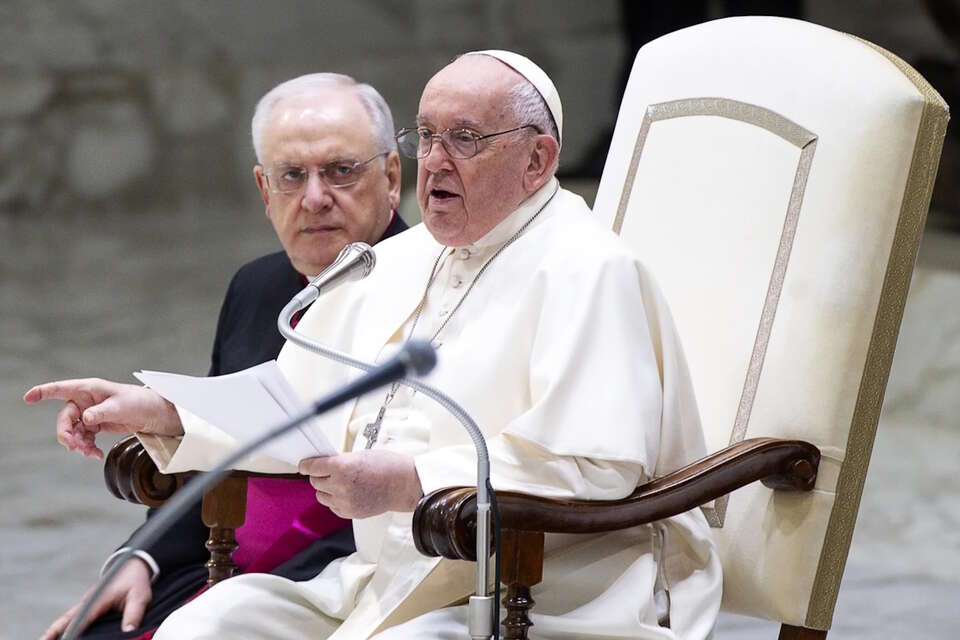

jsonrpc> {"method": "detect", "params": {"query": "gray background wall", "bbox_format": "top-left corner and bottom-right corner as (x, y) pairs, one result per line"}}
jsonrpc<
(1, 0), (629, 216)
(1, 0), (957, 219)
(2, 2), (959, 639)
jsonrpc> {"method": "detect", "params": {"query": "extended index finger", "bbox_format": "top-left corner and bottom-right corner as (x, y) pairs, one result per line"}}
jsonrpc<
(24, 379), (94, 404)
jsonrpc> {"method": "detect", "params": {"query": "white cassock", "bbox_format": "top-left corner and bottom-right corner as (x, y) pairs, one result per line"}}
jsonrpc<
(148, 178), (722, 639)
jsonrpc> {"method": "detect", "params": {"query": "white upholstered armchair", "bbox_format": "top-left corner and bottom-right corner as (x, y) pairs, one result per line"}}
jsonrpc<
(413, 16), (949, 639)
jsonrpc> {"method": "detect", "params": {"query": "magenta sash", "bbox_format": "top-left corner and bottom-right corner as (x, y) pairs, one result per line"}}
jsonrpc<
(233, 477), (349, 574)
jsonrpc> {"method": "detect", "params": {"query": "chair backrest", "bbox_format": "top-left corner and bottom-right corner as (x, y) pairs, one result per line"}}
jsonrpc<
(592, 16), (948, 630)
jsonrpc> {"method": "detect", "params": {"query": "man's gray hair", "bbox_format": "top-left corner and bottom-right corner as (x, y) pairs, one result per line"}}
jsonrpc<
(250, 73), (396, 163)
(506, 79), (559, 144)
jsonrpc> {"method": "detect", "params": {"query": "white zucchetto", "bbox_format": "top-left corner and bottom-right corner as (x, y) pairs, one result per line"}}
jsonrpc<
(464, 49), (563, 146)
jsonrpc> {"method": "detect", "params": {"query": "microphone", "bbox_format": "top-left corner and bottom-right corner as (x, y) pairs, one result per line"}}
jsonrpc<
(340, 340), (437, 401)
(289, 242), (376, 311)
(391, 339), (438, 377)
(62, 341), (436, 640)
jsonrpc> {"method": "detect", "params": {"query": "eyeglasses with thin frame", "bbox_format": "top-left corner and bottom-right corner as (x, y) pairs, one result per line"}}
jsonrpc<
(395, 125), (540, 160)
(263, 152), (387, 193)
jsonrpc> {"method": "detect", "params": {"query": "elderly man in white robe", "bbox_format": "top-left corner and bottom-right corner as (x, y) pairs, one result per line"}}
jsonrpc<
(26, 51), (722, 639)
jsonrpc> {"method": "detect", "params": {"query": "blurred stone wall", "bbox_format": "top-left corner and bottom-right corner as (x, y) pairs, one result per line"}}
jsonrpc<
(0, 0), (956, 217)
(0, 0), (626, 216)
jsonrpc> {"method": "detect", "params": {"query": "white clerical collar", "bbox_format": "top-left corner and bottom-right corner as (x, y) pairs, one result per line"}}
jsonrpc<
(466, 178), (559, 251)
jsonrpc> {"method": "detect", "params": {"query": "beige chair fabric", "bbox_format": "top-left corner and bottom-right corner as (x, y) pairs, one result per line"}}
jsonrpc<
(592, 16), (948, 630)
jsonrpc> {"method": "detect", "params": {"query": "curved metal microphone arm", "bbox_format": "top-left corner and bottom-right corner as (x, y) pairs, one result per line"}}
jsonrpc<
(278, 296), (496, 639)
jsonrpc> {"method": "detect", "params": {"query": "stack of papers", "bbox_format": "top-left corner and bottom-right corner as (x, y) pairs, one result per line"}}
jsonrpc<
(134, 361), (336, 465)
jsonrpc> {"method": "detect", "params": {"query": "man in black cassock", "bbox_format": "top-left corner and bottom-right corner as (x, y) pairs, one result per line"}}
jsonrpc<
(41, 72), (407, 640)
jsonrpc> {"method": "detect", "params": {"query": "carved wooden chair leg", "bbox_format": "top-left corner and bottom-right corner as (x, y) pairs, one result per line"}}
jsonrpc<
(501, 529), (545, 640)
(200, 474), (247, 585)
(778, 624), (827, 640)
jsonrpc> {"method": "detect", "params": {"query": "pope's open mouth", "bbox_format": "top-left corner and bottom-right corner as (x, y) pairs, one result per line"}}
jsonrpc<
(430, 188), (459, 200)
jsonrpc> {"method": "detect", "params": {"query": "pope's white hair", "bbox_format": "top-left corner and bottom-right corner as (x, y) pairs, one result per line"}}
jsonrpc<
(250, 73), (396, 163)
(506, 79), (559, 144)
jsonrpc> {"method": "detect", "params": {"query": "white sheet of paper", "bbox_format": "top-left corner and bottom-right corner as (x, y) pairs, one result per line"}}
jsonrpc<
(133, 361), (336, 465)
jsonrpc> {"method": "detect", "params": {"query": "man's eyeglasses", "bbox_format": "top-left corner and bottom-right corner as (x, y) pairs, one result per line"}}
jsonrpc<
(395, 125), (539, 160)
(263, 152), (387, 193)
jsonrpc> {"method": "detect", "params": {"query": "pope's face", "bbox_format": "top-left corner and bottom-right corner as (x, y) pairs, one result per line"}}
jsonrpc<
(416, 57), (535, 247)
(254, 90), (401, 276)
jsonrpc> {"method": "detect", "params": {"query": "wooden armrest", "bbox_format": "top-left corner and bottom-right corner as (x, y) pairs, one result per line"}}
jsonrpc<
(413, 436), (820, 561)
(104, 435), (185, 508)
(103, 435), (302, 506)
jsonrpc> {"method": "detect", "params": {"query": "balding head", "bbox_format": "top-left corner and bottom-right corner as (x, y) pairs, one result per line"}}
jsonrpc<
(251, 73), (395, 164)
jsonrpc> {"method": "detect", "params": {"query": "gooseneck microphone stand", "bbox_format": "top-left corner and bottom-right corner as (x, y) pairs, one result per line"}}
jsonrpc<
(61, 342), (436, 640)
(279, 243), (498, 640)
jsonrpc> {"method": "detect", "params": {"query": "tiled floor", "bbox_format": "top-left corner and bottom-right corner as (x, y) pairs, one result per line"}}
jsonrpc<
(1, 205), (957, 639)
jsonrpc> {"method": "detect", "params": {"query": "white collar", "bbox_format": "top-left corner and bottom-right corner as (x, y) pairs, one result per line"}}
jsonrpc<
(464, 178), (559, 251)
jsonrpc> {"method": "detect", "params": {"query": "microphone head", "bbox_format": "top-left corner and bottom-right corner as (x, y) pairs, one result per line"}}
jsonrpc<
(401, 340), (437, 377)
(308, 242), (376, 292)
(337, 242), (376, 278)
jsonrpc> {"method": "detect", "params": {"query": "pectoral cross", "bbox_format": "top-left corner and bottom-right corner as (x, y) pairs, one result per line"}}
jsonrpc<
(363, 404), (387, 449)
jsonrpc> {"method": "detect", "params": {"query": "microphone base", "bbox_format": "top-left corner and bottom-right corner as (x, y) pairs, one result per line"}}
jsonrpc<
(468, 595), (495, 639)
